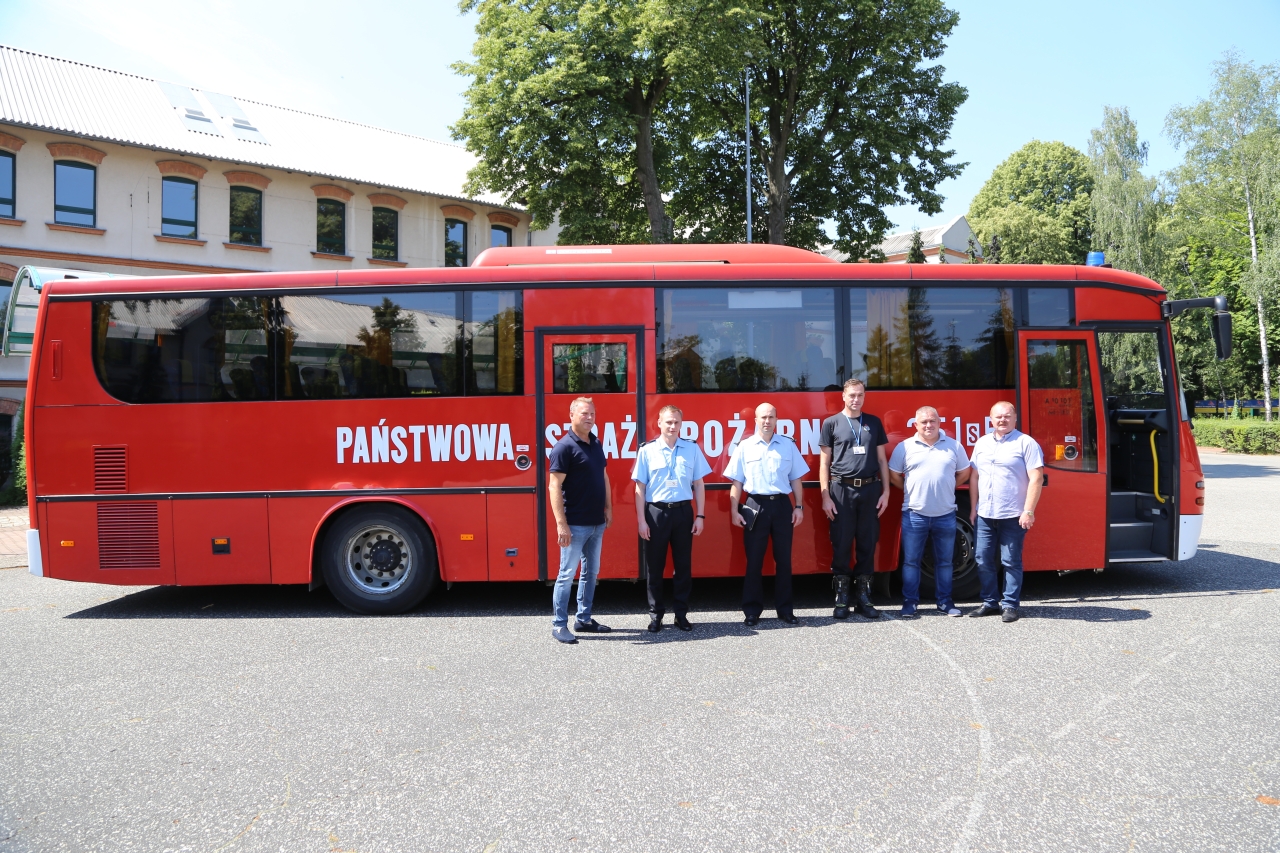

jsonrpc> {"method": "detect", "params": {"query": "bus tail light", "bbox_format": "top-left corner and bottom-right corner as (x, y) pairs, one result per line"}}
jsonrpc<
(1195, 497), (1204, 506)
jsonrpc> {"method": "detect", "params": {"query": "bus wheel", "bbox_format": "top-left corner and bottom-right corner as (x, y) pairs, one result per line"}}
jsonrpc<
(920, 516), (980, 601)
(321, 505), (438, 614)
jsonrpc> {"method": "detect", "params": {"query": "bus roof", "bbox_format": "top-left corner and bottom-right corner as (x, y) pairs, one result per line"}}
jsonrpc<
(38, 245), (1167, 299)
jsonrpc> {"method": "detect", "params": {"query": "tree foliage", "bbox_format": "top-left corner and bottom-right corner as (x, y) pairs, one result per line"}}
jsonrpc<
(967, 140), (1093, 264)
(906, 229), (926, 263)
(453, 0), (968, 256)
(1089, 106), (1164, 280)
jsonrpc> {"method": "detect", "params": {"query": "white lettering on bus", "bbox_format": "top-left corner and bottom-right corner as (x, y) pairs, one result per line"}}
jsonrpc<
(680, 421), (699, 441)
(453, 424), (472, 461)
(544, 423), (562, 457)
(702, 420), (723, 457)
(409, 425), (426, 462)
(601, 422), (619, 459)
(336, 427), (353, 463)
(497, 424), (514, 460)
(777, 419), (795, 438)
(727, 414), (747, 456)
(352, 427), (370, 464)
(800, 418), (821, 455)
(372, 419), (390, 463)
(620, 415), (637, 458)
(967, 422), (981, 446)
(428, 425), (452, 461)
(391, 426), (408, 464)
(472, 424), (498, 461)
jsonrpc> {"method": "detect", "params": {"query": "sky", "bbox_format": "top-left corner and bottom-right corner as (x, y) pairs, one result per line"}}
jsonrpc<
(3, 0), (1279, 237)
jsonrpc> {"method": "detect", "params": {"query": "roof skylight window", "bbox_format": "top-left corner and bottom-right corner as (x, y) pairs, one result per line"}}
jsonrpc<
(203, 92), (269, 145)
(157, 82), (224, 137)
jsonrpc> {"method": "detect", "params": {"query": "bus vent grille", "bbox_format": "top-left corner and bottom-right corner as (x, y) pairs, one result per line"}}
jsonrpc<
(97, 502), (161, 569)
(93, 446), (128, 493)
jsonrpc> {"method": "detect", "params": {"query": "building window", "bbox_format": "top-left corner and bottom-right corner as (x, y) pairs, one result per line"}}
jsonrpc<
(228, 186), (262, 246)
(372, 207), (398, 260)
(54, 161), (96, 227)
(0, 152), (14, 218)
(445, 218), (467, 267)
(491, 224), (512, 248)
(161, 176), (198, 239)
(317, 199), (346, 255)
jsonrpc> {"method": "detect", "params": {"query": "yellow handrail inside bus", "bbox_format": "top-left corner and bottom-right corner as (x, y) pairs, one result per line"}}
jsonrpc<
(1150, 430), (1166, 504)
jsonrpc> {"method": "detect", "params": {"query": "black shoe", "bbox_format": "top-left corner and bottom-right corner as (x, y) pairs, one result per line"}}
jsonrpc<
(833, 575), (851, 619)
(969, 603), (1002, 618)
(574, 619), (611, 633)
(778, 613), (799, 625)
(1001, 607), (1020, 623)
(744, 615), (759, 626)
(852, 576), (881, 619)
(647, 616), (663, 633)
(674, 614), (693, 631)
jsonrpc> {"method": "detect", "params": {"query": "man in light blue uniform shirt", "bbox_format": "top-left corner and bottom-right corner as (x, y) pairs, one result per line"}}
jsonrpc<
(632, 404), (712, 632)
(724, 402), (810, 626)
(968, 401), (1044, 623)
(888, 406), (971, 618)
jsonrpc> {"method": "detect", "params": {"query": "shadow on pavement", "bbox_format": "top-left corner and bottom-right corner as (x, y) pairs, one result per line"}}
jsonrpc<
(63, 548), (1278, 621)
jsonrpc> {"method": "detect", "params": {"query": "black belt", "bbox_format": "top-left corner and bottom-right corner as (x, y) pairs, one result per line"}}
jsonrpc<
(747, 493), (790, 502)
(648, 500), (691, 510)
(831, 475), (879, 487)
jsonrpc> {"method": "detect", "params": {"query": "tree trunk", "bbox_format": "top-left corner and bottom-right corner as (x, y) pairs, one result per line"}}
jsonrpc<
(633, 105), (669, 244)
(1244, 178), (1271, 420)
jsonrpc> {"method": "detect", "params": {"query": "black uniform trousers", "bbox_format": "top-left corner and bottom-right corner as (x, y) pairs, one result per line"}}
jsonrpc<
(644, 500), (694, 617)
(742, 494), (795, 619)
(829, 480), (881, 578)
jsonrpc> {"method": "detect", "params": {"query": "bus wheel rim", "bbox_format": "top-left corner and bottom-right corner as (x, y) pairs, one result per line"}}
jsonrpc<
(344, 525), (412, 595)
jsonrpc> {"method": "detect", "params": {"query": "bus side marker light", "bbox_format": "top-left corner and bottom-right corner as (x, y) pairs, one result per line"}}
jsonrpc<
(1195, 497), (1204, 506)
(60, 540), (74, 547)
(460, 534), (475, 541)
(1054, 445), (1065, 460)
(1195, 481), (1205, 489)
(212, 538), (231, 554)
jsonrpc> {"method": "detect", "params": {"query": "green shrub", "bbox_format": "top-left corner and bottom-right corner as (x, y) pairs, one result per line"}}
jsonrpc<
(1192, 418), (1280, 454)
(1, 402), (25, 506)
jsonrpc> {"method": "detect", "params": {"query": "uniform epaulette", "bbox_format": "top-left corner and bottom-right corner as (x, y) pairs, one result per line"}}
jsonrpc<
(639, 438), (654, 447)
(780, 433), (796, 441)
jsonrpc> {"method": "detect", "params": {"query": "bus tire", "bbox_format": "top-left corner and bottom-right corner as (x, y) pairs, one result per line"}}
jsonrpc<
(920, 516), (980, 601)
(320, 504), (439, 615)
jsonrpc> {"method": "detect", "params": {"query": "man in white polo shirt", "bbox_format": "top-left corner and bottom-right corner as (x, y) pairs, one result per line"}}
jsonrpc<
(888, 406), (971, 618)
(967, 401), (1044, 623)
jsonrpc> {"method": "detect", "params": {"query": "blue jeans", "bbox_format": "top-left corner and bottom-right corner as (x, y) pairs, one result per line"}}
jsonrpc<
(901, 509), (956, 609)
(552, 523), (606, 628)
(976, 516), (1027, 608)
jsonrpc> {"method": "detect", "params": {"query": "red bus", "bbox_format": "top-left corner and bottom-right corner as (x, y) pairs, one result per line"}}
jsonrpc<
(19, 245), (1230, 613)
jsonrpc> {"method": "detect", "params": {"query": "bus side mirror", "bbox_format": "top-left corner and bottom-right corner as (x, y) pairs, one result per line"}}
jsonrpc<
(1212, 312), (1232, 361)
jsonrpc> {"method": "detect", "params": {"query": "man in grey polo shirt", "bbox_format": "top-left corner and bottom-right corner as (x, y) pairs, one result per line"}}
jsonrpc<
(968, 401), (1044, 623)
(888, 406), (971, 618)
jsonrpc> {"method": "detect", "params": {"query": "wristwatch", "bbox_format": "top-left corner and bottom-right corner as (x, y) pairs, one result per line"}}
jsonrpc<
(696, 514), (705, 519)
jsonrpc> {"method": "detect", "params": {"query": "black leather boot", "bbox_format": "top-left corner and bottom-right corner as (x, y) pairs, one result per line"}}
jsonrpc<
(853, 575), (881, 619)
(833, 575), (851, 619)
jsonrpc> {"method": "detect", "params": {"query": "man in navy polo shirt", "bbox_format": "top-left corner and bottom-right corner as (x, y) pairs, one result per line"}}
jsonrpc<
(548, 396), (613, 644)
(888, 406), (971, 618)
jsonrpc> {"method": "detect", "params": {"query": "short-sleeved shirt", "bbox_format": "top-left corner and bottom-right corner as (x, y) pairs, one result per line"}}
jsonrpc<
(970, 429), (1045, 519)
(723, 432), (811, 495)
(819, 411), (888, 479)
(888, 433), (971, 517)
(548, 430), (608, 526)
(631, 437), (712, 503)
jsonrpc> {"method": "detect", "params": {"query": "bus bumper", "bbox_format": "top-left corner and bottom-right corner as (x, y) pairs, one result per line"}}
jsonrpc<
(1178, 514), (1202, 561)
(27, 529), (42, 577)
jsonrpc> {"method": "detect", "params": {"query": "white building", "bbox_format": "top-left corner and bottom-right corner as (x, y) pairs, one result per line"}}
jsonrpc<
(0, 44), (538, 416)
(824, 215), (979, 264)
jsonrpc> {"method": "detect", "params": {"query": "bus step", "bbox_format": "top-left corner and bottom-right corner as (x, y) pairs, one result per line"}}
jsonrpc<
(1108, 490), (1149, 517)
(1107, 549), (1169, 563)
(1109, 520), (1154, 552)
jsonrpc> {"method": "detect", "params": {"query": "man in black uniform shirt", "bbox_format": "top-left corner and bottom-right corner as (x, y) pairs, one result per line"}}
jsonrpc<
(819, 378), (890, 619)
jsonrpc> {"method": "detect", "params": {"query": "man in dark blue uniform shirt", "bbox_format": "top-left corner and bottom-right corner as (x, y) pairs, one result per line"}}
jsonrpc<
(548, 396), (612, 644)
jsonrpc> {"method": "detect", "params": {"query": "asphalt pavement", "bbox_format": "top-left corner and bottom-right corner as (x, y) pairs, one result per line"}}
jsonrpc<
(1, 453), (1278, 852)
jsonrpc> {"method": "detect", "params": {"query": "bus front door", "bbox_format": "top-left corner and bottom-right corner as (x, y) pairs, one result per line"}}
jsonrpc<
(536, 328), (645, 583)
(1016, 330), (1108, 572)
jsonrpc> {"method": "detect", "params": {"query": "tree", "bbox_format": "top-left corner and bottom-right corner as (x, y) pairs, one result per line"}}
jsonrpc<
(1166, 51), (1280, 420)
(906, 229), (927, 263)
(967, 140), (1093, 264)
(452, 0), (749, 244)
(1089, 106), (1164, 280)
(676, 0), (968, 256)
(965, 236), (981, 263)
(985, 233), (1002, 264)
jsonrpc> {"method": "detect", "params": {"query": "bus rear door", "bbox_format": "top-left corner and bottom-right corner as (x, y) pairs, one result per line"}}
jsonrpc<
(536, 328), (645, 582)
(1017, 330), (1108, 571)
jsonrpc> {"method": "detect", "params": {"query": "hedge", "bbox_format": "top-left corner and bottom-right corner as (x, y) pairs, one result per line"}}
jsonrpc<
(1192, 419), (1280, 454)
